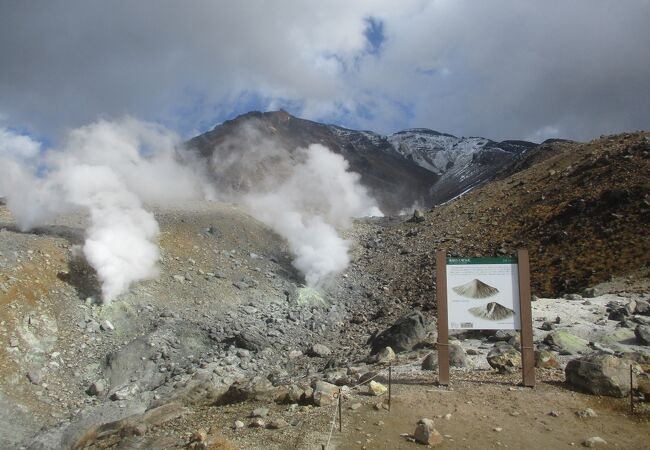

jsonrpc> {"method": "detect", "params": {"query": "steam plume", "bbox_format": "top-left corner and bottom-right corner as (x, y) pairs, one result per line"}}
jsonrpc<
(242, 143), (382, 287)
(0, 119), (213, 302)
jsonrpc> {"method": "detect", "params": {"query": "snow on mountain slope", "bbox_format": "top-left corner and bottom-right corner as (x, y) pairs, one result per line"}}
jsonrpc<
(389, 129), (537, 203)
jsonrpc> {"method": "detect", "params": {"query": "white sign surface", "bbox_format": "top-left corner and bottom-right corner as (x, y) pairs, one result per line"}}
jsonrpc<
(446, 257), (521, 330)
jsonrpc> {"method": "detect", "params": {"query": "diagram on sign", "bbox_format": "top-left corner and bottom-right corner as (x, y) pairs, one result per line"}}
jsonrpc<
(468, 302), (514, 321)
(452, 278), (499, 299)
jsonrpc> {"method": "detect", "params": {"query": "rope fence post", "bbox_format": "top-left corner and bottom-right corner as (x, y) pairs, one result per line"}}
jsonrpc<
(388, 362), (392, 412)
(630, 363), (634, 414)
(338, 388), (342, 432)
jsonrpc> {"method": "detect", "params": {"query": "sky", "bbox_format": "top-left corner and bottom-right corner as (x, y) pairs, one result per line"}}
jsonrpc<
(1, 0), (649, 144)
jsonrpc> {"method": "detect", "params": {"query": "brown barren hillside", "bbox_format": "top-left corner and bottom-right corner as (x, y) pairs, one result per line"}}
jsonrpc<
(358, 132), (650, 302)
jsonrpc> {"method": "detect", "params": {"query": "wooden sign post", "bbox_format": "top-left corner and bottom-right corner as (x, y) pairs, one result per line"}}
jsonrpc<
(435, 248), (535, 387)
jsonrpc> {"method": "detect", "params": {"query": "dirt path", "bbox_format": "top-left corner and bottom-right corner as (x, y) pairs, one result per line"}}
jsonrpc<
(330, 371), (650, 450)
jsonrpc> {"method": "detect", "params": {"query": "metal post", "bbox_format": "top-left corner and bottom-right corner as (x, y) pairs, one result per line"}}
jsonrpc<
(630, 364), (634, 414)
(388, 363), (392, 411)
(338, 388), (342, 432)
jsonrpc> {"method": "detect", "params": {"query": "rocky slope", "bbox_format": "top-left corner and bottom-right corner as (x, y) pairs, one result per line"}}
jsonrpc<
(360, 132), (650, 306)
(0, 131), (649, 449)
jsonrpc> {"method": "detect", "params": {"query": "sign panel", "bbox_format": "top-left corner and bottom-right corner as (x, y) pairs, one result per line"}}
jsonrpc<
(446, 257), (521, 330)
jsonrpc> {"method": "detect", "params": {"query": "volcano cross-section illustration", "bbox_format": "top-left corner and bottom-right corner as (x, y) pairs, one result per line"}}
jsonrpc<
(452, 279), (499, 299)
(468, 302), (514, 321)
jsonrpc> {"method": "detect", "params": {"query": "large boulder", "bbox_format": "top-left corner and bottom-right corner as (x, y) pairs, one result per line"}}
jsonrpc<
(544, 330), (589, 355)
(565, 354), (640, 397)
(635, 325), (650, 345)
(216, 376), (277, 405)
(312, 381), (339, 406)
(234, 328), (270, 352)
(421, 352), (438, 371)
(449, 342), (472, 368)
(370, 311), (427, 354)
(535, 349), (560, 369)
(487, 345), (521, 373)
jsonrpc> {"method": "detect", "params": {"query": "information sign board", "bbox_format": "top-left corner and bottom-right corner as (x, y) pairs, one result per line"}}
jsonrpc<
(446, 257), (520, 330)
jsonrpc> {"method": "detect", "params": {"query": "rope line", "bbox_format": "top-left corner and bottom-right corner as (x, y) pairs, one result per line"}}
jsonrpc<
(323, 395), (340, 450)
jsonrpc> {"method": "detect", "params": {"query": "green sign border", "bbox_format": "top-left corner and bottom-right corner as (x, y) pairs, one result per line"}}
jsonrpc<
(446, 257), (518, 265)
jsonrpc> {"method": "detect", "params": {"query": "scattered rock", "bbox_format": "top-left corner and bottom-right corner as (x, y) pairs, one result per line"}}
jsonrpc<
(449, 342), (472, 368)
(251, 407), (269, 418)
(233, 281), (249, 290)
(421, 352), (438, 371)
(409, 210), (425, 223)
(87, 380), (105, 396)
(217, 376), (277, 405)
(535, 349), (560, 369)
(634, 325), (650, 345)
(234, 328), (270, 352)
(540, 321), (555, 331)
(368, 381), (387, 396)
(414, 418), (443, 446)
(307, 343), (332, 357)
(544, 330), (589, 355)
(100, 320), (115, 331)
(487, 346), (521, 373)
(267, 418), (289, 429)
(249, 418), (265, 428)
(370, 311), (427, 354)
(189, 429), (207, 444)
(312, 380), (338, 406)
(583, 436), (607, 447)
(26, 370), (42, 385)
(565, 354), (640, 397)
(582, 287), (597, 298)
(233, 420), (245, 429)
(374, 346), (396, 363)
(576, 408), (597, 418)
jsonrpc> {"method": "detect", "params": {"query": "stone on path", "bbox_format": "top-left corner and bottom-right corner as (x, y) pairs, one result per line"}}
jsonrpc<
(414, 418), (443, 446)
(267, 418), (289, 429)
(583, 436), (607, 447)
(368, 381), (387, 396)
(576, 408), (597, 418)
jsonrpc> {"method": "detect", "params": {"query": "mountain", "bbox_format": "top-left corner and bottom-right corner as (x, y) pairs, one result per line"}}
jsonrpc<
(355, 132), (650, 302)
(186, 111), (537, 213)
(187, 110), (437, 214)
(388, 129), (537, 204)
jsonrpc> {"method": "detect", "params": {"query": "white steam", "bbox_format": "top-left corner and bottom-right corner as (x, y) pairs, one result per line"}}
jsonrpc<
(0, 119), (213, 302)
(0, 117), (382, 299)
(243, 144), (382, 287)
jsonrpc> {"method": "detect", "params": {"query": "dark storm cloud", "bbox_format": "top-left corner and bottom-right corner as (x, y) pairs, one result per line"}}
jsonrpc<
(0, 0), (648, 141)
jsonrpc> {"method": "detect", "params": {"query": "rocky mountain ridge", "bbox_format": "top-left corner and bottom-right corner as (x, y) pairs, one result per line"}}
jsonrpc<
(188, 110), (538, 213)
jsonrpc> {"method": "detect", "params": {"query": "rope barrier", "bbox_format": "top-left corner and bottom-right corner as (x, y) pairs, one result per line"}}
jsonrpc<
(323, 394), (340, 450)
(314, 349), (644, 448)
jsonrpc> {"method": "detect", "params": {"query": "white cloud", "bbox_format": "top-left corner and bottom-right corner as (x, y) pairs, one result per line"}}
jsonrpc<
(0, 1), (649, 141)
